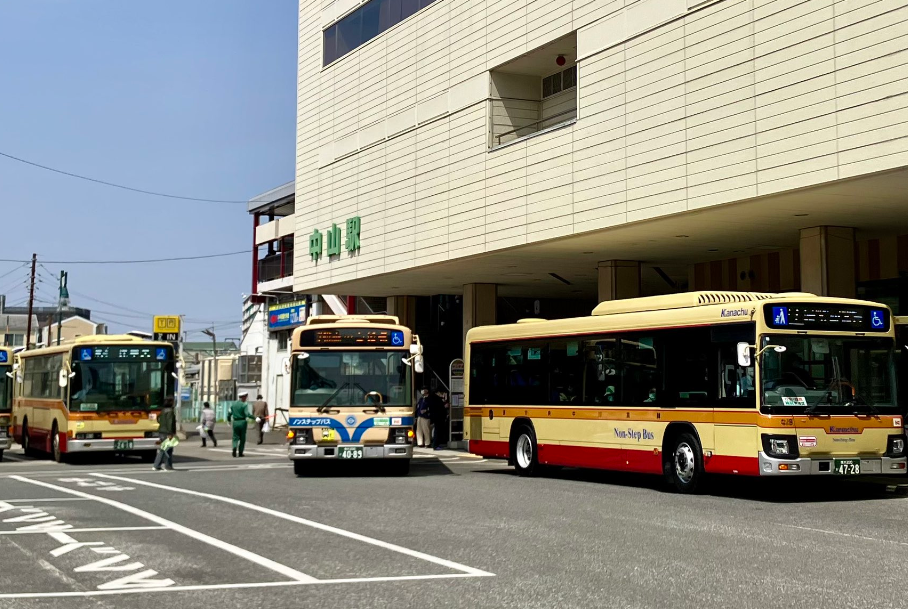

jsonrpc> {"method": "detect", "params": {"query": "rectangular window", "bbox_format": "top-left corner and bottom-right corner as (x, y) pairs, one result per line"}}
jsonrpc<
(542, 66), (577, 99)
(323, 0), (438, 66)
(562, 65), (576, 90)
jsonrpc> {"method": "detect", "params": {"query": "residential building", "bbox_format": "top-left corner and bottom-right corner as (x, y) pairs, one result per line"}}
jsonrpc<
(40, 315), (107, 346)
(287, 0), (908, 370)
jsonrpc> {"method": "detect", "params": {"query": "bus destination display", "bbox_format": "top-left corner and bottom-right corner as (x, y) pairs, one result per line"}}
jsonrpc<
(75, 346), (172, 362)
(764, 304), (889, 332)
(301, 328), (406, 347)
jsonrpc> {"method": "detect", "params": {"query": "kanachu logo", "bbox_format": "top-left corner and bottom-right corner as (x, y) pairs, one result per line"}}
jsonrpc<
(720, 308), (749, 318)
(828, 426), (860, 434)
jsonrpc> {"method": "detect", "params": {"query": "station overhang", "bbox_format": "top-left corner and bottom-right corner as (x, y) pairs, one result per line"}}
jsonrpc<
(302, 167), (908, 299)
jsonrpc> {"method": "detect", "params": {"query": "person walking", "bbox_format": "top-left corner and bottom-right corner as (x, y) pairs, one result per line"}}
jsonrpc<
(252, 394), (268, 445)
(227, 392), (252, 457)
(153, 398), (177, 471)
(415, 388), (432, 448)
(199, 402), (217, 448)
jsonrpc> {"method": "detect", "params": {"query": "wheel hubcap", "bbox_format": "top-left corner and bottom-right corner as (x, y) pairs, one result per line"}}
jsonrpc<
(516, 434), (533, 469)
(674, 442), (695, 483)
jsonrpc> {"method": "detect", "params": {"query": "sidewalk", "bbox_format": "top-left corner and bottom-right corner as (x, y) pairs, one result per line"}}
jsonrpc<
(181, 421), (288, 445)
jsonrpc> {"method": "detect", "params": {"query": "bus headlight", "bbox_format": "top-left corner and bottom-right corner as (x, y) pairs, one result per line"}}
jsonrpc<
(887, 435), (906, 457)
(762, 434), (799, 458)
(292, 429), (313, 445)
(388, 428), (412, 445)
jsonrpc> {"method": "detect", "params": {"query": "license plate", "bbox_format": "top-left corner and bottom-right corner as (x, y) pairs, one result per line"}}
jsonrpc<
(114, 440), (134, 451)
(834, 458), (861, 475)
(337, 446), (363, 459)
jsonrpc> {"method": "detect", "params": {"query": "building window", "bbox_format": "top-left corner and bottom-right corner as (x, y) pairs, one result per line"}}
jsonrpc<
(277, 331), (289, 352)
(542, 65), (576, 99)
(323, 0), (438, 66)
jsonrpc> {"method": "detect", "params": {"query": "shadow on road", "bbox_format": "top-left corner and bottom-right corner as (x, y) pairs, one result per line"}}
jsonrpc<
(477, 466), (908, 502)
(292, 458), (455, 478)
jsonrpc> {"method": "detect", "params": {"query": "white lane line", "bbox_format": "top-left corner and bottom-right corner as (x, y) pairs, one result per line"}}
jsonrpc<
(208, 448), (287, 457)
(0, 572), (483, 599)
(780, 523), (908, 548)
(0, 526), (168, 535)
(0, 498), (92, 503)
(10, 476), (317, 583)
(95, 473), (494, 578)
(0, 462), (291, 478)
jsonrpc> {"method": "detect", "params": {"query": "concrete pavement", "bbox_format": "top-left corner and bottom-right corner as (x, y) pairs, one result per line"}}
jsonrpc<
(2, 441), (908, 609)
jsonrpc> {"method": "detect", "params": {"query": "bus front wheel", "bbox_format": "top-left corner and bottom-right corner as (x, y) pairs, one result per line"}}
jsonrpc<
(512, 425), (540, 477)
(21, 420), (33, 456)
(664, 432), (703, 494)
(51, 422), (65, 463)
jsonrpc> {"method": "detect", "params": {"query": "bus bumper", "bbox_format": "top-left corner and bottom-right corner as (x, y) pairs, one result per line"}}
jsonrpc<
(66, 438), (160, 453)
(758, 452), (908, 475)
(0, 435), (11, 450)
(288, 444), (413, 460)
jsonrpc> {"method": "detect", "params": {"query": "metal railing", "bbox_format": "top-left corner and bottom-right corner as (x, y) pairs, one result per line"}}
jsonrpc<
(493, 107), (577, 147)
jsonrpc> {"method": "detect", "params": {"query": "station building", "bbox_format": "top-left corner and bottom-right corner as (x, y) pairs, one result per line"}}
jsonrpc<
(269, 0), (908, 376)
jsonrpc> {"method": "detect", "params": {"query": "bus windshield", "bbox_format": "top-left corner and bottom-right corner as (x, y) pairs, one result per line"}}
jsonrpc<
(0, 368), (10, 412)
(292, 351), (410, 408)
(69, 361), (174, 412)
(761, 335), (896, 413)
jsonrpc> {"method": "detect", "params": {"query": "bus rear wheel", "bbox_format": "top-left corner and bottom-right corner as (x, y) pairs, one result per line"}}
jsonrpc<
(21, 420), (33, 456)
(512, 424), (540, 477)
(664, 432), (703, 494)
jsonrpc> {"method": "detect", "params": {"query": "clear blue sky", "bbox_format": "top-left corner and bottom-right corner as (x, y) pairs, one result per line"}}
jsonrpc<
(0, 0), (297, 341)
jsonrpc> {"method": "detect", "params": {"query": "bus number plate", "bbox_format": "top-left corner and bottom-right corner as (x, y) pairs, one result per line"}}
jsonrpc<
(833, 458), (861, 475)
(114, 440), (134, 451)
(338, 446), (363, 459)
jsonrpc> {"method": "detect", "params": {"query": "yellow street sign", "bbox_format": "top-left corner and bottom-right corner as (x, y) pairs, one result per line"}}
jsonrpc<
(153, 316), (181, 334)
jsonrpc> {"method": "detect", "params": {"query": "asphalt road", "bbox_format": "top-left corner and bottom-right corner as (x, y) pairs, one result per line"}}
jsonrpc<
(2, 439), (908, 609)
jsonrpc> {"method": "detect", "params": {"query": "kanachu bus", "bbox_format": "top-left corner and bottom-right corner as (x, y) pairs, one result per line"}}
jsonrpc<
(0, 347), (13, 460)
(12, 335), (176, 462)
(286, 315), (424, 476)
(465, 291), (906, 492)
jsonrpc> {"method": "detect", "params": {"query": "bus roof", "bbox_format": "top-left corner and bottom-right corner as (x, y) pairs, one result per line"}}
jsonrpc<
(18, 334), (174, 357)
(305, 314), (401, 326)
(468, 292), (894, 343)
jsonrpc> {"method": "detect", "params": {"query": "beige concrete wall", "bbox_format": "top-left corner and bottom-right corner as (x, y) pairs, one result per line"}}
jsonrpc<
(296, 0), (908, 293)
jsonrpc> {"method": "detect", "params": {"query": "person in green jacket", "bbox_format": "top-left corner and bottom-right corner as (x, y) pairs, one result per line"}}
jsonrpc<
(227, 392), (252, 457)
(153, 398), (177, 471)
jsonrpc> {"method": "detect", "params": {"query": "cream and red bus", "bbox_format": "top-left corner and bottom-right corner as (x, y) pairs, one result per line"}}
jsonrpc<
(465, 292), (906, 492)
(12, 335), (175, 462)
(0, 347), (13, 460)
(287, 315), (422, 476)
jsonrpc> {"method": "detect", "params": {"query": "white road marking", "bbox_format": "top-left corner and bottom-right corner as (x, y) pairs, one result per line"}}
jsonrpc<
(94, 473), (494, 578)
(781, 523), (908, 547)
(209, 448), (287, 457)
(0, 526), (168, 535)
(0, 498), (92, 503)
(10, 476), (317, 583)
(0, 572), (486, 599)
(0, 462), (291, 478)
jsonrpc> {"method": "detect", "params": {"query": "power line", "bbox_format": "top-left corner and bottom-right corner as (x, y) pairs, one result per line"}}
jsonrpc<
(0, 250), (249, 265)
(0, 263), (27, 282)
(0, 150), (251, 204)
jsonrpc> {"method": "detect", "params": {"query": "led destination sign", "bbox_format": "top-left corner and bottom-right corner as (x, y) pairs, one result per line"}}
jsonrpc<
(764, 304), (890, 332)
(299, 328), (406, 348)
(75, 346), (174, 362)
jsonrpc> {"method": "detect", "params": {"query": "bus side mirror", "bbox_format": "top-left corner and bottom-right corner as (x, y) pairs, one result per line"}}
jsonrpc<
(414, 355), (424, 374)
(736, 342), (752, 368)
(58, 369), (69, 388)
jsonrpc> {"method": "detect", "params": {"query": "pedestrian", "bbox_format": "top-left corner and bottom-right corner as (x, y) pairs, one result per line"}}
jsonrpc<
(252, 394), (268, 445)
(227, 392), (252, 457)
(415, 387), (432, 448)
(431, 390), (449, 450)
(199, 401), (217, 448)
(153, 398), (177, 471)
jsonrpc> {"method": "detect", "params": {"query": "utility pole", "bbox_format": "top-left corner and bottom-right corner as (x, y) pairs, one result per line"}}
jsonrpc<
(56, 270), (69, 346)
(202, 327), (218, 410)
(24, 253), (36, 349)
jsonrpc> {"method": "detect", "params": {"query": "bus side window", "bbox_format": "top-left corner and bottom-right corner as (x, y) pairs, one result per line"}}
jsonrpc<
(582, 338), (618, 405)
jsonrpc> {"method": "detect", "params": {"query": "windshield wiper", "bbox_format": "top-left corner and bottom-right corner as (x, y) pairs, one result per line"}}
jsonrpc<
(318, 382), (349, 413)
(845, 392), (880, 415)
